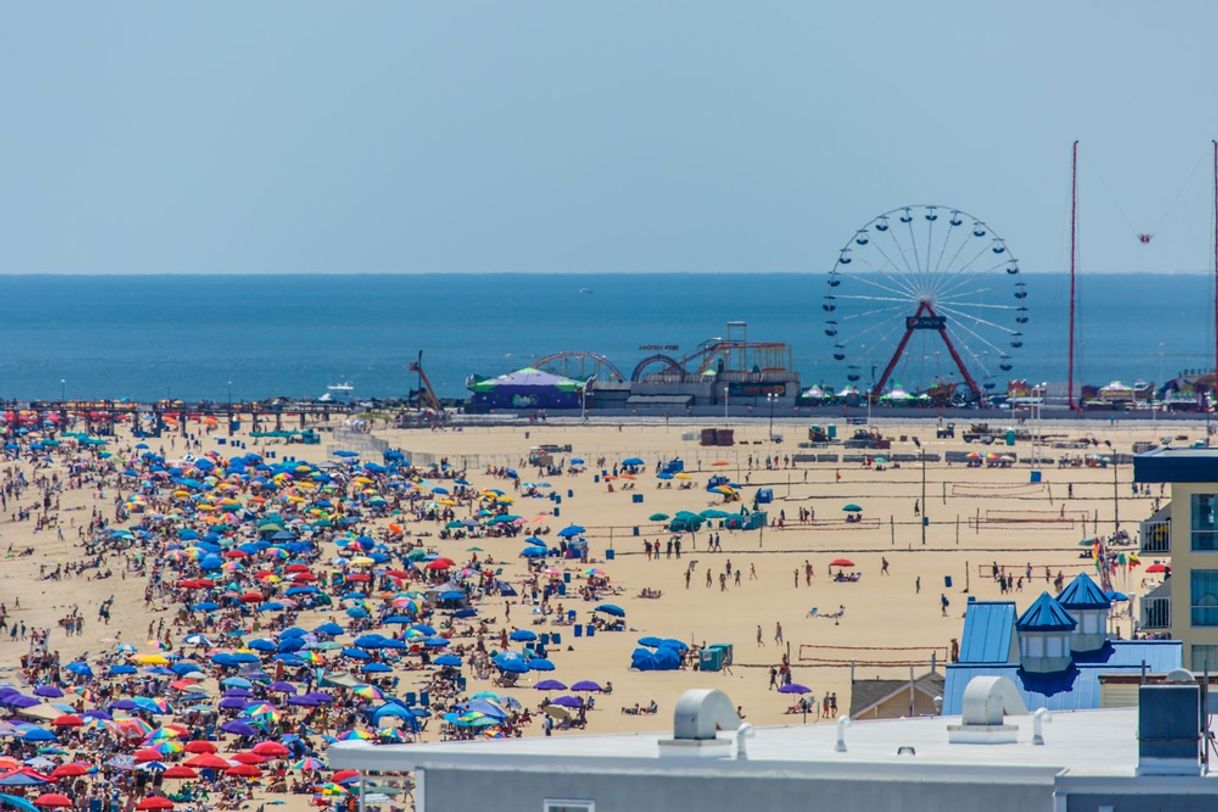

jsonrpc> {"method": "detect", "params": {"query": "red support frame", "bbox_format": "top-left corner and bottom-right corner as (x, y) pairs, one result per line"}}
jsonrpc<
(870, 302), (982, 402)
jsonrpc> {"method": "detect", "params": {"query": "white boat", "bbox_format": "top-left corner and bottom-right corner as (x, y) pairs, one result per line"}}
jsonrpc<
(320, 382), (354, 404)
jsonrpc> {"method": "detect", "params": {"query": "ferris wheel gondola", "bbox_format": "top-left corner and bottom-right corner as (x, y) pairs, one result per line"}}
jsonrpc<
(824, 204), (1026, 402)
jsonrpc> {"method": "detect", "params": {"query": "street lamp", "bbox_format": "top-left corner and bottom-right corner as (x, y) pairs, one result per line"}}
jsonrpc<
(914, 436), (927, 545)
(1104, 440), (1119, 533)
(724, 386), (729, 420)
(867, 364), (876, 425)
(59, 379), (66, 403)
(227, 381), (233, 405)
(766, 392), (778, 441)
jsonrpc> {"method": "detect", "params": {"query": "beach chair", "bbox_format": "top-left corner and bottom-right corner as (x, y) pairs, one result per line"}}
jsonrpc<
(551, 632), (561, 644)
(574, 624), (583, 638)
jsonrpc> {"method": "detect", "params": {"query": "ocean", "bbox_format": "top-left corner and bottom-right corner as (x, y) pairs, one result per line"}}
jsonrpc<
(0, 273), (1210, 402)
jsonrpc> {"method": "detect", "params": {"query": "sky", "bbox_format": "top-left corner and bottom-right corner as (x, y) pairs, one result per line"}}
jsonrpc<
(2, 2), (1218, 275)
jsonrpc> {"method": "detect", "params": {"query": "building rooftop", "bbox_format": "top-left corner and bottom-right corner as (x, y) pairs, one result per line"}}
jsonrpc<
(958, 601), (1016, 663)
(943, 640), (1183, 714)
(329, 706), (1151, 778)
(1134, 446), (1218, 483)
(1057, 573), (1111, 610)
(1016, 592), (1077, 631)
(848, 671), (944, 718)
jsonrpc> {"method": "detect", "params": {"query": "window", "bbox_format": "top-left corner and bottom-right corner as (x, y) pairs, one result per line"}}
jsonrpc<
(1192, 494), (1218, 550)
(1047, 636), (1063, 657)
(1024, 636), (1043, 657)
(545, 802), (595, 812)
(1191, 570), (1218, 626)
(1192, 645), (1218, 671)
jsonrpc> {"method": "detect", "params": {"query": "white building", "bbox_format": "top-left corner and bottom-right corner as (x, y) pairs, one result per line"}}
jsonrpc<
(331, 680), (1218, 812)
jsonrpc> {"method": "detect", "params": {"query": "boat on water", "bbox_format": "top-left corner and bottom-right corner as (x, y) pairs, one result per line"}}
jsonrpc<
(319, 382), (354, 404)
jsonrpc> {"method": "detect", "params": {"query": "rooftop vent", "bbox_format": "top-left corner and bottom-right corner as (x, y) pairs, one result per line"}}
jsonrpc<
(658, 689), (740, 759)
(947, 675), (1026, 744)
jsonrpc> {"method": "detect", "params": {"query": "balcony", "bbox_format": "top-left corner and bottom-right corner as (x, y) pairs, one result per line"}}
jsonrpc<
(1140, 519), (1170, 555)
(1140, 595), (1171, 630)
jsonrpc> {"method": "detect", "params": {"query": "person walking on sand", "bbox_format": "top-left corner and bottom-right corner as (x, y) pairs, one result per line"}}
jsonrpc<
(685, 569), (691, 589)
(793, 569), (799, 588)
(756, 625), (765, 647)
(881, 557), (890, 575)
(769, 666), (778, 690)
(774, 621), (783, 645)
(706, 569), (713, 588)
(915, 576), (921, 594)
(940, 593), (950, 616)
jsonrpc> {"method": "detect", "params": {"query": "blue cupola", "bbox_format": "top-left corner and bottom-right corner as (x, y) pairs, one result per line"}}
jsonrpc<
(1056, 573), (1111, 654)
(1016, 592), (1076, 674)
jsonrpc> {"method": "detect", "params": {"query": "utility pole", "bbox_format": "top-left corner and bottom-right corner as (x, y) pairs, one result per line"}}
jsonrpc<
(1105, 440), (1119, 533)
(914, 436), (927, 545)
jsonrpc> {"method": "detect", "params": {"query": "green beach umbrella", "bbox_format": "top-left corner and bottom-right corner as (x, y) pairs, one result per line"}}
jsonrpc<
(648, 513), (670, 522)
(842, 504), (863, 512)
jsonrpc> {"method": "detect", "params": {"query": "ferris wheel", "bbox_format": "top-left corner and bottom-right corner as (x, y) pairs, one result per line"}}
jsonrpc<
(823, 204), (1027, 402)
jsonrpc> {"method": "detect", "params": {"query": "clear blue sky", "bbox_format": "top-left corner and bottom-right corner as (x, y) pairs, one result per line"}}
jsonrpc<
(2, 1), (1216, 275)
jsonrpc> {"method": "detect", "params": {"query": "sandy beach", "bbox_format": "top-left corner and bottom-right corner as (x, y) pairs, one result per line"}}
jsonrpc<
(0, 413), (1178, 810)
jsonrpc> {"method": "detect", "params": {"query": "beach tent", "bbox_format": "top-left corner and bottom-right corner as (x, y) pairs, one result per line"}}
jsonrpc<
(467, 367), (583, 410)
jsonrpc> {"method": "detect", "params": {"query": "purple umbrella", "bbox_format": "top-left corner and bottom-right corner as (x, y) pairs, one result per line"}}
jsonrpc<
(220, 720), (258, 736)
(550, 695), (583, 708)
(778, 683), (811, 695)
(3, 695), (40, 709)
(268, 681), (298, 694)
(570, 681), (602, 692)
(303, 692), (334, 704)
(218, 697), (247, 710)
(533, 680), (567, 691)
(286, 695), (321, 707)
(33, 685), (64, 698)
(109, 699), (137, 711)
(81, 709), (112, 721)
(223, 687), (254, 698)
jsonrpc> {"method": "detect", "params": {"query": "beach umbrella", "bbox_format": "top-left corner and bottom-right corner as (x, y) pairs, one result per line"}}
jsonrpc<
(50, 715), (81, 728)
(183, 754), (228, 769)
(637, 636), (663, 647)
(32, 686), (62, 699)
(162, 766), (197, 779)
(1146, 563), (1170, 574)
(292, 757), (326, 772)
(434, 654), (462, 668)
(829, 558), (855, 568)
(658, 638), (689, 651)
(224, 764), (261, 778)
(47, 765), (87, 779)
(534, 679), (567, 691)
(648, 513), (670, 521)
(778, 683), (811, 695)
(184, 741), (217, 754)
(595, 603), (625, 617)
(220, 720), (258, 737)
(557, 525), (585, 538)
(31, 795), (71, 809)
(509, 629), (537, 642)
(135, 799), (174, 811)
(842, 504), (863, 512)
(0, 795), (37, 812)
(0, 770), (48, 787)
(528, 658), (556, 671)
(550, 695), (582, 708)
(570, 680), (602, 692)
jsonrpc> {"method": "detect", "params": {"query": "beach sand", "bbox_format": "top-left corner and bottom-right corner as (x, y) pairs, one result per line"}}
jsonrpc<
(0, 414), (1178, 808)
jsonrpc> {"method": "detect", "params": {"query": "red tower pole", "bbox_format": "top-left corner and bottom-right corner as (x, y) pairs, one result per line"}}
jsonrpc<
(1068, 140), (1079, 411)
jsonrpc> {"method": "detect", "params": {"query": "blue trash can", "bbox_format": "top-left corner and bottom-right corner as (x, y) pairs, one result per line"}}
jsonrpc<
(587, 625), (596, 638)
(568, 489), (574, 498)
(606, 549), (616, 560)
(554, 507), (560, 517)
(594, 475), (600, 483)
(945, 575), (953, 588)
(1030, 470), (1042, 483)
(574, 624), (583, 637)
(558, 582), (566, 596)
(563, 572), (572, 583)
(632, 527), (640, 536)
(631, 493), (643, 504)
(540, 633), (550, 646)
(422, 690), (432, 705)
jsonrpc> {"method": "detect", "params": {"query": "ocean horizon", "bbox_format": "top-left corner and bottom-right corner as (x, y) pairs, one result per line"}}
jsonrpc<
(0, 272), (1211, 402)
